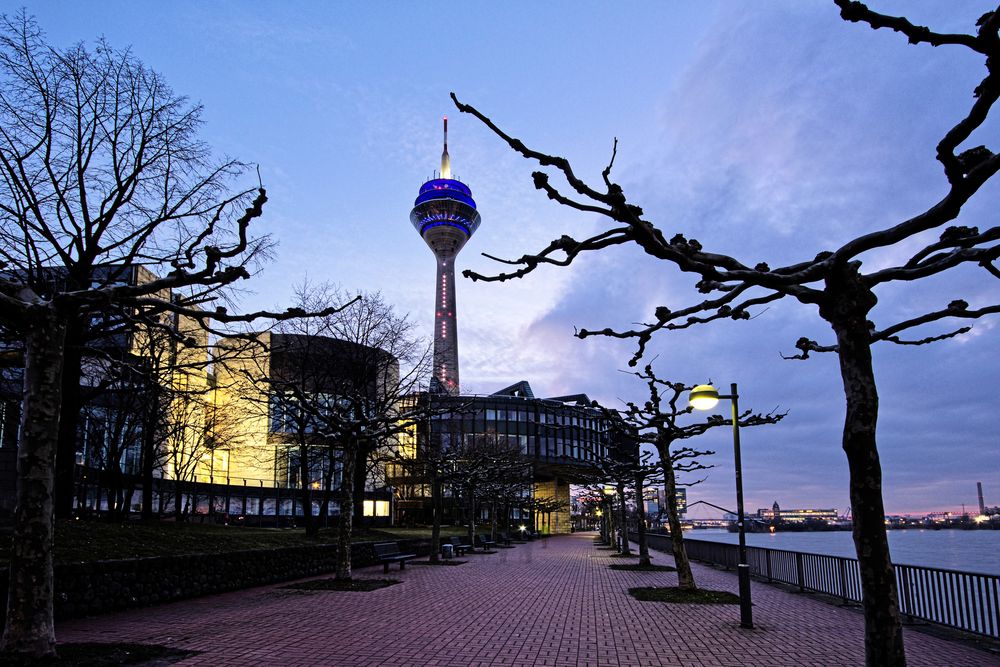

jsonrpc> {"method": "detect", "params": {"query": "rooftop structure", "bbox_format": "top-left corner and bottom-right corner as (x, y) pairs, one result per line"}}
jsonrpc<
(409, 117), (481, 394)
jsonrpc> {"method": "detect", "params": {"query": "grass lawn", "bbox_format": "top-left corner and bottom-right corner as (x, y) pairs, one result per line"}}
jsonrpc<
(628, 587), (740, 604)
(0, 643), (196, 666)
(0, 521), (471, 566)
(609, 563), (676, 572)
(281, 578), (400, 592)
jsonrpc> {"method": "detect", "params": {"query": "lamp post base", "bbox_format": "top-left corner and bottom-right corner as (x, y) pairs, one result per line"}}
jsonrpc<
(737, 563), (754, 629)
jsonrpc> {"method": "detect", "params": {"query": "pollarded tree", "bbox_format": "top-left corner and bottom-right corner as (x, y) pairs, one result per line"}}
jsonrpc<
(627, 451), (663, 568)
(624, 366), (784, 589)
(585, 402), (660, 564)
(591, 447), (661, 563)
(452, 5), (1000, 663)
(0, 16), (339, 657)
(584, 432), (639, 556)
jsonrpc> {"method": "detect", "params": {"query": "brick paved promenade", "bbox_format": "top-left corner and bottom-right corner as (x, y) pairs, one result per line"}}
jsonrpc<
(57, 532), (999, 666)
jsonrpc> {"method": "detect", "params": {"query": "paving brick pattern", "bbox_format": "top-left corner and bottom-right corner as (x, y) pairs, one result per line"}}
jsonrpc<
(56, 533), (1000, 666)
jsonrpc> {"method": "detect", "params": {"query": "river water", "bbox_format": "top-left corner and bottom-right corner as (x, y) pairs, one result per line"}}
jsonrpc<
(687, 528), (1000, 575)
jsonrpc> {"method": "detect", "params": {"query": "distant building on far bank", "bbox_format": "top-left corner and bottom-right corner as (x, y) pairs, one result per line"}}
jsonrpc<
(758, 501), (838, 524)
(644, 487), (686, 521)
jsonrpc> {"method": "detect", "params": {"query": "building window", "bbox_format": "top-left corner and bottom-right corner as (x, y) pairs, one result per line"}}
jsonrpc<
(363, 500), (390, 517)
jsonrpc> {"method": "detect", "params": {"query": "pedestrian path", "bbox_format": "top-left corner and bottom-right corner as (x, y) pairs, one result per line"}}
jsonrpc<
(57, 532), (1000, 666)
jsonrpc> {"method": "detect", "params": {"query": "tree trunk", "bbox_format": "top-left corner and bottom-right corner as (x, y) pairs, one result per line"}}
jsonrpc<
(634, 474), (651, 567)
(430, 474), (443, 563)
(616, 483), (630, 555)
(490, 500), (497, 541)
(823, 267), (905, 667)
(105, 459), (122, 521)
(317, 448), (335, 528)
(351, 439), (372, 526)
(603, 496), (615, 547)
(660, 445), (696, 590)
(2, 309), (67, 658)
(174, 478), (184, 520)
(139, 387), (158, 521)
(335, 446), (357, 580)
(466, 489), (476, 547)
(298, 443), (316, 538)
(53, 315), (84, 519)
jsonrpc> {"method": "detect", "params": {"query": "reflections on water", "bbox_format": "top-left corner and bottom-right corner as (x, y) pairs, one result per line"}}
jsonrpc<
(687, 528), (1000, 575)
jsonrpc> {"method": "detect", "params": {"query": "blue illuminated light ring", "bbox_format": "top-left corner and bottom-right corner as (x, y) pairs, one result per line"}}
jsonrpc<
(414, 178), (478, 210)
(420, 220), (471, 236)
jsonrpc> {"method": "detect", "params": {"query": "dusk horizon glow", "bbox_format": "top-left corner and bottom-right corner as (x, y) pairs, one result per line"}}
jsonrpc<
(18, 0), (999, 518)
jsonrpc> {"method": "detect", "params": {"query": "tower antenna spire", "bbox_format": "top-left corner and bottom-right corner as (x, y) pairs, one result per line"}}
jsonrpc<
(441, 115), (451, 179)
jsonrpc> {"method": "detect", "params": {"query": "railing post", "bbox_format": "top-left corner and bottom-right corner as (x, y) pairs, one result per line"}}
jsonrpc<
(839, 558), (848, 605)
(257, 480), (264, 527)
(684, 537), (999, 641)
(208, 475), (215, 519)
(899, 566), (914, 623)
(993, 577), (1000, 639)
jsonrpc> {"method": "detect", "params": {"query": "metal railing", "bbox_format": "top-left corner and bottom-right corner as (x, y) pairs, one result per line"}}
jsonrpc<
(637, 533), (1000, 640)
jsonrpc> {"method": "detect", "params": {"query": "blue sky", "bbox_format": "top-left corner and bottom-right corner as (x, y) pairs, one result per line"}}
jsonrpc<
(17, 1), (999, 516)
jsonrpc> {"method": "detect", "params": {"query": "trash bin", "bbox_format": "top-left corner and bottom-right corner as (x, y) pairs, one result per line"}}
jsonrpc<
(442, 543), (454, 559)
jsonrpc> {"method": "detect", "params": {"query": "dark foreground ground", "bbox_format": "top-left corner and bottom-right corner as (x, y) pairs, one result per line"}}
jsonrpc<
(56, 532), (1000, 667)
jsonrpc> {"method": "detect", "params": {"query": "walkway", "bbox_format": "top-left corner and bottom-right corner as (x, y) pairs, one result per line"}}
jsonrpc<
(57, 533), (999, 666)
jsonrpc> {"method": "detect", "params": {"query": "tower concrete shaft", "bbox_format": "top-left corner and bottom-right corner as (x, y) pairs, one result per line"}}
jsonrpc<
(410, 118), (481, 394)
(433, 256), (459, 393)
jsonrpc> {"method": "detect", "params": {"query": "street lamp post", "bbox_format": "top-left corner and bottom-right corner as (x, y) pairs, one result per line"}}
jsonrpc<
(690, 382), (754, 630)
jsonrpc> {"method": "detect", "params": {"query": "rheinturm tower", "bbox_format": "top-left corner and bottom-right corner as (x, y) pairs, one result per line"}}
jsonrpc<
(410, 117), (482, 394)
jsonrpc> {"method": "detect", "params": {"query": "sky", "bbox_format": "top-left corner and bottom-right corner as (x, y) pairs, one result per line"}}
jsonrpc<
(14, 1), (999, 517)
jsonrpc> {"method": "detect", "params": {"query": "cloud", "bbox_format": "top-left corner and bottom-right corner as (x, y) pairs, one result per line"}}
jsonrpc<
(494, 3), (1000, 515)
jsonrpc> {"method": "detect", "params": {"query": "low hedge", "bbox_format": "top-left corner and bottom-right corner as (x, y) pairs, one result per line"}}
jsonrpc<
(0, 538), (432, 622)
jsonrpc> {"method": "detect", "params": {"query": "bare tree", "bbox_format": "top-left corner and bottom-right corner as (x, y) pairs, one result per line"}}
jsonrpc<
(162, 379), (249, 520)
(585, 441), (638, 556)
(221, 283), (430, 578)
(386, 398), (473, 563)
(624, 366), (783, 588)
(448, 431), (532, 547)
(451, 6), (1000, 662)
(0, 16), (339, 657)
(462, 5), (996, 661)
(230, 328), (346, 538)
(628, 450), (663, 568)
(479, 444), (533, 542)
(82, 301), (232, 522)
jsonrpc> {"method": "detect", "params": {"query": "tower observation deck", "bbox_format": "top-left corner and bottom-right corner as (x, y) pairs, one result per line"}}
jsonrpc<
(410, 117), (481, 394)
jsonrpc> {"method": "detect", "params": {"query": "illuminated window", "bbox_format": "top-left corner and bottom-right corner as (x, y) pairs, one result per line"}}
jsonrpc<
(363, 500), (390, 517)
(398, 423), (417, 459)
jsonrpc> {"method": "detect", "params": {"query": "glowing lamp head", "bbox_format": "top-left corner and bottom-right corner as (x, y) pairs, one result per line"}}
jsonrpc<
(689, 384), (720, 410)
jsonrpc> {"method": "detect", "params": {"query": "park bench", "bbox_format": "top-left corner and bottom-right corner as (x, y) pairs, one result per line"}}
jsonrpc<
(475, 534), (496, 551)
(373, 542), (418, 573)
(495, 532), (516, 547)
(446, 536), (472, 556)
